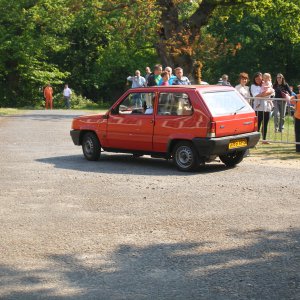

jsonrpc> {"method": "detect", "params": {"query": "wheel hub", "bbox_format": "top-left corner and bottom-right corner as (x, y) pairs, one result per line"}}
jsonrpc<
(177, 146), (193, 167)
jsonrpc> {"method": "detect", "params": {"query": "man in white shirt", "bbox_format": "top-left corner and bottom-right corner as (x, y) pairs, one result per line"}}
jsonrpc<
(127, 70), (146, 88)
(127, 70), (146, 107)
(63, 84), (72, 109)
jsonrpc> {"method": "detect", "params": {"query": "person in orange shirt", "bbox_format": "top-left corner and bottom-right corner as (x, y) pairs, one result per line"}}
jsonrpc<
(292, 87), (300, 152)
(44, 84), (53, 109)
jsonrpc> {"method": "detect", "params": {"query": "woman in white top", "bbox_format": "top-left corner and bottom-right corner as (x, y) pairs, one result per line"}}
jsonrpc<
(235, 72), (250, 102)
(250, 72), (273, 143)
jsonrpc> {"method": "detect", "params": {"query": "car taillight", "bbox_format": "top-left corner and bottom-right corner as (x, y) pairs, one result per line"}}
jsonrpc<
(254, 116), (258, 131)
(207, 121), (216, 138)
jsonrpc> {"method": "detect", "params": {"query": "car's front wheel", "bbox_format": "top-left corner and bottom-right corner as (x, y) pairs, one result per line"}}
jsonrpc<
(82, 132), (101, 161)
(219, 150), (246, 167)
(173, 141), (198, 171)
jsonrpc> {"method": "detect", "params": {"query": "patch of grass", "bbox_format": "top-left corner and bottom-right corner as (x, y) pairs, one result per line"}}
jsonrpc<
(264, 115), (295, 143)
(251, 143), (299, 161)
(0, 108), (24, 116)
(252, 114), (299, 160)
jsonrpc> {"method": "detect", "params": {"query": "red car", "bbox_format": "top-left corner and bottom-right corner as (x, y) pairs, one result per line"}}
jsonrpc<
(70, 85), (260, 171)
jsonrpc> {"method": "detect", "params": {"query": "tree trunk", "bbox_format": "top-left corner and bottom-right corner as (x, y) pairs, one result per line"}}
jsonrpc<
(155, 0), (218, 82)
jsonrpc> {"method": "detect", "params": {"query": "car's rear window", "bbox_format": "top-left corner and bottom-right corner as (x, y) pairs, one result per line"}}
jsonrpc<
(200, 90), (252, 116)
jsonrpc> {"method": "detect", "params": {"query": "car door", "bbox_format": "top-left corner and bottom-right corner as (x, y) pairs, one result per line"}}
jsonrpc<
(106, 92), (155, 151)
(153, 91), (199, 152)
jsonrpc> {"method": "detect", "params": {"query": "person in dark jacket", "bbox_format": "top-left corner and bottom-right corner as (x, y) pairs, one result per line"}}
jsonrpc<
(273, 73), (292, 132)
(147, 64), (162, 86)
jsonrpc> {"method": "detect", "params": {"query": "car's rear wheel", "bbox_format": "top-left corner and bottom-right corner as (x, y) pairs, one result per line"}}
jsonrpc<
(173, 141), (198, 171)
(82, 132), (101, 161)
(219, 150), (246, 167)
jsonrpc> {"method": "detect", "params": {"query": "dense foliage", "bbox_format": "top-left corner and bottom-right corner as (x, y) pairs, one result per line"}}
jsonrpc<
(0, 0), (300, 107)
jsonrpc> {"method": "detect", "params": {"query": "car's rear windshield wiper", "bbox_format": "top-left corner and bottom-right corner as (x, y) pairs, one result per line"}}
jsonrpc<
(233, 105), (245, 114)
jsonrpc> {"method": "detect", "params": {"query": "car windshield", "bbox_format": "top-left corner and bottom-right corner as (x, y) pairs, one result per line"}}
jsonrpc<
(200, 90), (252, 116)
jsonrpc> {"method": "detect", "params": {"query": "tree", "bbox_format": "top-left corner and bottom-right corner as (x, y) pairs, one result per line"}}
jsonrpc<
(204, 0), (300, 85)
(0, 0), (71, 107)
(154, 0), (251, 82)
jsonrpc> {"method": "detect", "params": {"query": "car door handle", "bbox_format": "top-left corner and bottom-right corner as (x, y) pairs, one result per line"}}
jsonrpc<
(150, 119), (154, 124)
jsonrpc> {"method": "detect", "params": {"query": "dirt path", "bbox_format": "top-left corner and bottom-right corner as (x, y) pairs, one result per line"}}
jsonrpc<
(0, 110), (299, 299)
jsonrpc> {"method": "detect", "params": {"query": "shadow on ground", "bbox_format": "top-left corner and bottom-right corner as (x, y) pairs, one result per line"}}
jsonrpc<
(1, 229), (299, 299)
(36, 154), (228, 176)
(3, 113), (83, 122)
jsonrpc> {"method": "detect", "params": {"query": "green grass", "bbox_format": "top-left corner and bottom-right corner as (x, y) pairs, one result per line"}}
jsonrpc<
(264, 115), (295, 143)
(251, 115), (299, 160)
(252, 142), (299, 161)
(0, 108), (24, 116)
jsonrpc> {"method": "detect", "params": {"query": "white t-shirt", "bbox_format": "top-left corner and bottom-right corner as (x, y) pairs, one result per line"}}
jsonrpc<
(250, 84), (272, 112)
(63, 87), (72, 97)
(235, 84), (250, 100)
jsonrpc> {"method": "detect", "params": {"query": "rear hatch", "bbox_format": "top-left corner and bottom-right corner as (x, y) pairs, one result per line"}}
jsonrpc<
(200, 89), (257, 137)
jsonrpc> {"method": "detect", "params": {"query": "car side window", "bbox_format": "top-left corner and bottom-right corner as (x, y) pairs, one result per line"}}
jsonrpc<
(114, 93), (155, 115)
(158, 93), (193, 116)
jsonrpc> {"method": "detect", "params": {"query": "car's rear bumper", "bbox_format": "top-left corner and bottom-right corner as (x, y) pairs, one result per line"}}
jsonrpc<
(70, 130), (81, 145)
(192, 132), (260, 156)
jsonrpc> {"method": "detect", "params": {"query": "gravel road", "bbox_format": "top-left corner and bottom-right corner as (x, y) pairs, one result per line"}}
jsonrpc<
(0, 110), (299, 299)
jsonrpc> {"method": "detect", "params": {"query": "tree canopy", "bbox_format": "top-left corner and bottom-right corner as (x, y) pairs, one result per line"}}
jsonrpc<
(0, 0), (300, 107)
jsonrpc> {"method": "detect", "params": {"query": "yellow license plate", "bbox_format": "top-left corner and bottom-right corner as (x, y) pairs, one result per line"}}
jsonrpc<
(228, 138), (248, 149)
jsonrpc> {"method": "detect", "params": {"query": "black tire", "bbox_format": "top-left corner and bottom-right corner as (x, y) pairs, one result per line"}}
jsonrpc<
(219, 150), (246, 167)
(82, 132), (101, 161)
(173, 141), (198, 171)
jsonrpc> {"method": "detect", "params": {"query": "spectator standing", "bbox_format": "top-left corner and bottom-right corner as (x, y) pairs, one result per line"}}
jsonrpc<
(127, 70), (146, 88)
(147, 64), (162, 86)
(127, 70), (146, 107)
(287, 86), (297, 116)
(260, 72), (275, 110)
(250, 72), (273, 143)
(261, 73), (275, 95)
(63, 84), (72, 109)
(44, 84), (53, 110)
(235, 72), (250, 102)
(219, 74), (231, 86)
(144, 67), (151, 85)
(273, 73), (292, 132)
(294, 88), (300, 152)
(160, 71), (170, 86)
(159, 66), (176, 85)
(172, 67), (191, 85)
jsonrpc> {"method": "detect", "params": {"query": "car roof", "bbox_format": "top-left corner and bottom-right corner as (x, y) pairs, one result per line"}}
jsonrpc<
(129, 85), (235, 93)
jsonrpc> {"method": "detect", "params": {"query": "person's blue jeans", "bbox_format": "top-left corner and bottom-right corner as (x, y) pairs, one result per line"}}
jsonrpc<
(274, 100), (287, 131)
(133, 94), (142, 107)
